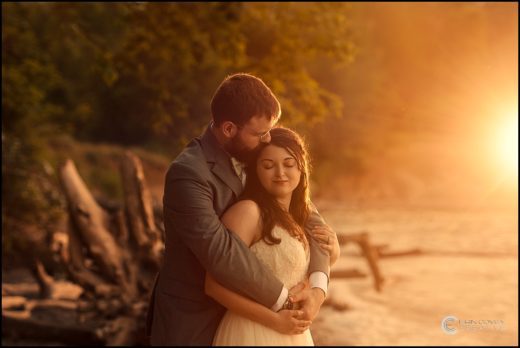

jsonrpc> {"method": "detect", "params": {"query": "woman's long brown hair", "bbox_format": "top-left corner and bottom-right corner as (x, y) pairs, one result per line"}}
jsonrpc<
(241, 127), (311, 248)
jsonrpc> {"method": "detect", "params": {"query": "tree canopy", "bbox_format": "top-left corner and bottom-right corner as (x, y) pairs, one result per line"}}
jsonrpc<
(2, 2), (355, 148)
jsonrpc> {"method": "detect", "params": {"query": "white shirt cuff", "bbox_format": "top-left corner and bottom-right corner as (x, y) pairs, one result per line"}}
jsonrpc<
(309, 271), (328, 297)
(271, 286), (289, 312)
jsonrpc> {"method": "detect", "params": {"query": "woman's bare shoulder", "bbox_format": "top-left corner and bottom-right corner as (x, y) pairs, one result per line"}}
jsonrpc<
(222, 199), (262, 246)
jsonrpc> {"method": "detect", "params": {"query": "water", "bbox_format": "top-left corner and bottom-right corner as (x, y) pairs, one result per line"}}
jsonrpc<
(311, 203), (518, 346)
(319, 204), (518, 256)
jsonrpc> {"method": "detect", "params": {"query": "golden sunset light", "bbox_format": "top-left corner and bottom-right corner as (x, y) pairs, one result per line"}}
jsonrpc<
(494, 112), (519, 176)
(3, 2), (518, 347)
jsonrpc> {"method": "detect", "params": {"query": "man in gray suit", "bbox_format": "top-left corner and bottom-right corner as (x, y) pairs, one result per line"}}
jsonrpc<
(147, 73), (333, 345)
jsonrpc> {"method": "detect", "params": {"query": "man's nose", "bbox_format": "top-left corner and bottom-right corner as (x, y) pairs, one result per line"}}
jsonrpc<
(260, 132), (271, 143)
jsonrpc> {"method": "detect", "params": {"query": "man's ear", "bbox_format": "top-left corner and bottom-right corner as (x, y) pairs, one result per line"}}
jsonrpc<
(221, 121), (238, 139)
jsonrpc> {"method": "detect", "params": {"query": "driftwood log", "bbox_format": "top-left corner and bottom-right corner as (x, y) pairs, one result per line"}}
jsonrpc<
(332, 231), (424, 293)
(2, 151), (164, 345)
(334, 232), (385, 292)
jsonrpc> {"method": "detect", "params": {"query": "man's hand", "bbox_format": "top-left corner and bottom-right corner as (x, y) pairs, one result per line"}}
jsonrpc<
(289, 281), (326, 321)
(311, 224), (340, 265)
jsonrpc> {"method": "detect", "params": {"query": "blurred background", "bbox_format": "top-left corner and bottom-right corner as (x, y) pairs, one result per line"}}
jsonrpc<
(2, 2), (518, 346)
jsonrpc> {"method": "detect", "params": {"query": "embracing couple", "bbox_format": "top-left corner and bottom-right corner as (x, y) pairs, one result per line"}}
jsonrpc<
(146, 73), (340, 346)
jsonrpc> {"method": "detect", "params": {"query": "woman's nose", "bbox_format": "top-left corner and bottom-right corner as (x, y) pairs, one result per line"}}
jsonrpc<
(274, 164), (285, 177)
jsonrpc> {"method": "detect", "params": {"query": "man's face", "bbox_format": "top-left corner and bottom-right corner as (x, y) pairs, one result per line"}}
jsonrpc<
(227, 115), (277, 162)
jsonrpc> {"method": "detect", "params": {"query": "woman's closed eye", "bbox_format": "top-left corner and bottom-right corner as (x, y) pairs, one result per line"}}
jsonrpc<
(261, 159), (274, 169)
(284, 159), (296, 167)
(260, 158), (296, 169)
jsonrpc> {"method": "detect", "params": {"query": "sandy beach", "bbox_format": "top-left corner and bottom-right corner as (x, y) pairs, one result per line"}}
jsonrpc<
(311, 204), (518, 346)
(2, 203), (517, 346)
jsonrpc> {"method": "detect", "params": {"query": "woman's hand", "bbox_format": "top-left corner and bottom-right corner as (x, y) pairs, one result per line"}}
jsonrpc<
(311, 225), (340, 266)
(271, 309), (312, 335)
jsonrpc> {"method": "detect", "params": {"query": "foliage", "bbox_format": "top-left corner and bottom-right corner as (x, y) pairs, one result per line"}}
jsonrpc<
(3, 2), (355, 145)
(238, 3), (355, 128)
(102, 3), (247, 146)
(1, 132), (65, 265)
(2, 2), (356, 255)
(3, 1), (515, 252)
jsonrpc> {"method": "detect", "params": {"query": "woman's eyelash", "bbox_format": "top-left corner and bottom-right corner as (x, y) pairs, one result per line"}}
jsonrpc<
(262, 162), (295, 167)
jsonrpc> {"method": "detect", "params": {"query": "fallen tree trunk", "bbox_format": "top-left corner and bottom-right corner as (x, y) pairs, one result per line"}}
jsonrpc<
(378, 248), (423, 258)
(30, 258), (56, 300)
(60, 159), (131, 292)
(337, 231), (385, 292)
(3, 153), (163, 345)
(331, 268), (367, 279)
(120, 151), (163, 275)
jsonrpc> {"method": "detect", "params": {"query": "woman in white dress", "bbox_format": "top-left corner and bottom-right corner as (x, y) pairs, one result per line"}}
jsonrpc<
(205, 127), (340, 345)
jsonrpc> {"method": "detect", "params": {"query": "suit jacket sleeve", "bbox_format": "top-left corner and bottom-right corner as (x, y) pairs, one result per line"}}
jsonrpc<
(305, 201), (332, 280)
(164, 163), (283, 308)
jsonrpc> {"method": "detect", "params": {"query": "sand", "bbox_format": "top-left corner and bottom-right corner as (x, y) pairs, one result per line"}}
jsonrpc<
(3, 202), (517, 346)
(310, 204), (518, 346)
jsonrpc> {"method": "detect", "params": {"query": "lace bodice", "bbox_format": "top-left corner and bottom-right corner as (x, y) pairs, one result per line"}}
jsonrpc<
(213, 226), (314, 346)
(250, 225), (310, 289)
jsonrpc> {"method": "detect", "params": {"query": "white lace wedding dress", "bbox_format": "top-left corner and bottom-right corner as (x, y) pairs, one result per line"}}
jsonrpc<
(212, 225), (314, 346)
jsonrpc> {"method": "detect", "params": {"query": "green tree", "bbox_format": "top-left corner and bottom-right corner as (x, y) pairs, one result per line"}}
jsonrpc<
(97, 2), (246, 147)
(2, 2), (359, 250)
(238, 2), (355, 129)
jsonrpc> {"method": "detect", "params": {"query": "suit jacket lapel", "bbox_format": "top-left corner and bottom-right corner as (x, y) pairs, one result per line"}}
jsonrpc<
(199, 124), (243, 198)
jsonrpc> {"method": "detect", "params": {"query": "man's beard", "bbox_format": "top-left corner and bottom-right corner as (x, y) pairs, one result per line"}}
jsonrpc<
(226, 135), (258, 163)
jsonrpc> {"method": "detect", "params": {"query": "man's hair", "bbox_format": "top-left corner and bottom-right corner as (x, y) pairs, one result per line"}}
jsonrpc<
(210, 73), (281, 126)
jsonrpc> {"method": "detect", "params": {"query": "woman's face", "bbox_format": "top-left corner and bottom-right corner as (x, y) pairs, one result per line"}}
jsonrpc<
(257, 144), (301, 200)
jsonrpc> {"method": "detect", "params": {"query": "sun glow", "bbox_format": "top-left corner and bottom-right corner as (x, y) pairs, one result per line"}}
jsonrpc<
(493, 113), (518, 176)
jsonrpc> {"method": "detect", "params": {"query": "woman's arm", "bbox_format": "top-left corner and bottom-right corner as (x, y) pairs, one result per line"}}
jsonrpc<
(204, 200), (311, 334)
(205, 273), (309, 334)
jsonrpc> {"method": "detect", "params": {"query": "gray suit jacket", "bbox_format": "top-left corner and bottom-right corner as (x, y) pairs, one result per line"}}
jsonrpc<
(147, 124), (330, 345)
